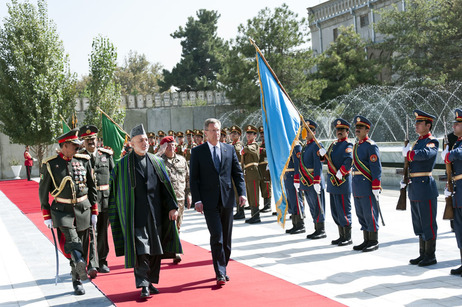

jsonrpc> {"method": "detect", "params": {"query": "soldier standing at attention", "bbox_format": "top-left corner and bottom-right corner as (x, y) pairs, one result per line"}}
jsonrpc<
(230, 126), (246, 219)
(24, 145), (35, 181)
(286, 139), (305, 234)
(325, 118), (353, 246)
(79, 125), (114, 274)
(157, 130), (166, 153)
(148, 132), (157, 154)
(403, 110), (439, 267)
(184, 129), (196, 162)
(243, 125), (261, 224)
(195, 130), (204, 145)
(258, 126), (271, 213)
(175, 131), (186, 157)
(442, 109), (462, 275)
(160, 135), (190, 264)
(351, 116), (382, 252)
(39, 129), (98, 295)
(295, 120), (327, 239)
(220, 129), (227, 143)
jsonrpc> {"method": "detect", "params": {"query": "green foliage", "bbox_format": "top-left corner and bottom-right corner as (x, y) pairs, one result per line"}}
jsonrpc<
(85, 35), (124, 128)
(315, 25), (381, 102)
(375, 0), (462, 85)
(219, 4), (324, 107)
(116, 50), (163, 95)
(0, 0), (76, 163)
(159, 9), (226, 92)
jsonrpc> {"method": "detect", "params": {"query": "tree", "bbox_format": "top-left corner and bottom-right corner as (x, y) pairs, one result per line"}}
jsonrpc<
(315, 25), (381, 102)
(375, 0), (462, 85)
(85, 35), (123, 128)
(219, 4), (325, 107)
(159, 9), (226, 92)
(116, 50), (163, 95)
(0, 0), (77, 164)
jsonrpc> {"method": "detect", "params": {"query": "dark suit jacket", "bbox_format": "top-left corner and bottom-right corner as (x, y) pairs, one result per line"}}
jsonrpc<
(190, 142), (246, 209)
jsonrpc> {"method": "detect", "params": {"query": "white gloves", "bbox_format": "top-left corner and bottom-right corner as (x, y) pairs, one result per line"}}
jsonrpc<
(336, 169), (343, 180)
(293, 182), (300, 190)
(402, 143), (412, 157)
(444, 188), (453, 198)
(318, 148), (327, 157)
(400, 180), (407, 189)
(44, 219), (52, 229)
(314, 183), (321, 194)
(266, 164), (269, 171)
(441, 145), (449, 161)
(91, 215), (98, 228)
(372, 189), (380, 201)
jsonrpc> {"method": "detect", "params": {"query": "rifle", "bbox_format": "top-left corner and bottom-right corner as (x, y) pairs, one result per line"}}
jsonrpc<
(443, 117), (455, 220)
(396, 117), (409, 210)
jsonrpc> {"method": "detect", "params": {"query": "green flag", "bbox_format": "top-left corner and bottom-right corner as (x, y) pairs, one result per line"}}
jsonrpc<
(101, 111), (127, 164)
(62, 119), (70, 133)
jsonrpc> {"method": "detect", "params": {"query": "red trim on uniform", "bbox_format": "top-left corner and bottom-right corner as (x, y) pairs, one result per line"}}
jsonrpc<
(341, 194), (350, 225)
(91, 203), (98, 215)
(58, 152), (72, 161)
(316, 194), (321, 223)
(337, 137), (347, 142)
(42, 209), (51, 220)
(339, 165), (350, 176)
(313, 175), (321, 184)
(445, 152), (451, 164)
(407, 150), (415, 162)
(253, 181), (258, 208)
(418, 133), (431, 140)
(58, 135), (78, 143)
(369, 196), (377, 232)
(359, 136), (369, 144)
(59, 231), (71, 259)
(294, 173), (300, 184)
(266, 182), (270, 198)
(429, 199), (436, 240)
(372, 179), (381, 190)
(295, 189), (300, 215)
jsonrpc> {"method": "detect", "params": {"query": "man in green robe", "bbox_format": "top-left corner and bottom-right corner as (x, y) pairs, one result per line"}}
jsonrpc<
(109, 123), (182, 299)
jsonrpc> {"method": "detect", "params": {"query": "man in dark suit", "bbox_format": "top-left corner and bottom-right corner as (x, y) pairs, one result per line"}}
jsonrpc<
(189, 118), (247, 286)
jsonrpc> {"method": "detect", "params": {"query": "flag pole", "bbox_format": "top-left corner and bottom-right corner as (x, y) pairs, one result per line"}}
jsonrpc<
(59, 114), (71, 130)
(250, 38), (322, 150)
(97, 107), (129, 137)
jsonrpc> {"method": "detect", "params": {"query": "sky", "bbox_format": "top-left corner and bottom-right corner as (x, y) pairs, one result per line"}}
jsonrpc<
(0, 0), (327, 78)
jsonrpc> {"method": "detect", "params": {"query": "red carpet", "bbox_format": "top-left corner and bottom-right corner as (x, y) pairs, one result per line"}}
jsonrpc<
(0, 179), (344, 306)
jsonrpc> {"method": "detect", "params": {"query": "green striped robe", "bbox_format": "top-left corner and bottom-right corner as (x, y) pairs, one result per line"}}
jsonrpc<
(108, 151), (182, 268)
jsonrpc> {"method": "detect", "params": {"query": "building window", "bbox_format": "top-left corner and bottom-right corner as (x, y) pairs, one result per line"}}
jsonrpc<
(333, 28), (338, 41)
(360, 14), (369, 28)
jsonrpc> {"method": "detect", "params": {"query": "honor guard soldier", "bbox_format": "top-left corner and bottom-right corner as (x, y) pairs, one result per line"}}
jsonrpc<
(194, 129), (204, 145)
(243, 125), (261, 224)
(168, 130), (175, 136)
(39, 129), (98, 295)
(147, 132), (157, 154)
(157, 130), (166, 153)
(402, 110), (439, 266)
(258, 126), (271, 213)
(220, 129), (227, 143)
(442, 109), (462, 275)
(286, 137), (305, 234)
(294, 121), (326, 239)
(230, 125), (246, 219)
(326, 118), (353, 246)
(79, 125), (115, 273)
(351, 116), (382, 252)
(175, 131), (186, 157)
(184, 129), (196, 162)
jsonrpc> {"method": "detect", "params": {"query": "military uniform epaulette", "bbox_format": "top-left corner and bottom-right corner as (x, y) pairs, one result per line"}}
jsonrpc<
(74, 153), (91, 160)
(42, 154), (58, 164)
(365, 139), (376, 145)
(98, 147), (113, 155)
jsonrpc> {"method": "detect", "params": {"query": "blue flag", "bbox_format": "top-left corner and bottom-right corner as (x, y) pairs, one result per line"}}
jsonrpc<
(256, 52), (301, 228)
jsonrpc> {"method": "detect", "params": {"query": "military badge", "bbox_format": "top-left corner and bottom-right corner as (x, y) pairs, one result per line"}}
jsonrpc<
(345, 148), (353, 153)
(296, 152), (301, 159)
(356, 117), (360, 122)
(370, 154), (378, 162)
(426, 143), (435, 148)
(337, 120), (341, 125)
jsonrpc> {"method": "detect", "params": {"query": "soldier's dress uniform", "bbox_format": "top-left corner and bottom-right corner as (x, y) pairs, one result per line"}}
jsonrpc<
(230, 126), (246, 219)
(243, 125), (261, 224)
(175, 131), (186, 157)
(326, 118), (353, 246)
(39, 129), (98, 295)
(258, 126), (272, 213)
(147, 132), (156, 154)
(294, 120), (326, 239)
(79, 125), (114, 273)
(406, 110), (439, 267)
(443, 109), (462, 275)
(351, 116), (382, 252)
(184, 129), (196, 162)
(285, 143), (305, 234)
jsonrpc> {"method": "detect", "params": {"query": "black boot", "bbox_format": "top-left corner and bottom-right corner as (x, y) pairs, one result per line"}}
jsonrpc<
(331, 226), (344, 245)
(307, 222), (326, 239)
(290, 215), (306, 234)
(450, 249), (462, 275)
(73, 280), (85, 295)
(418, 239), (437, 267)
(286, 215), (296, 233)
(71, 250), (88, 281)
(140, 286), (150, 298)
(261, 198), (271, 212)
(363, 231), (379, 252)
(338, 226), (352, 246)
(410, 237), (425, 265)
(353, 231), (369, 251)
(234, 210), (245, 220)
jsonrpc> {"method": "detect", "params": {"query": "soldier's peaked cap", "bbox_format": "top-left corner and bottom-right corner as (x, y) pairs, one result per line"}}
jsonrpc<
(333, 118), (350, 129)
(157, 130), (166, 137)
(130, 124), (146, 138)
(246, 125), (258, 133)
(231, 125), (242, 135)
(57, 129), (82, 145)
(147, 132), (156, 138)
(176, 131), (184, 137)
(258, 126), (264, 133)
(414, 109), (435, 122)
(354, 115), (371, 129)
(78, 125), (98, 139)
(454, 108), (462, 123)
(306, 119), (318, 130)
(185, 129), (194, 135)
